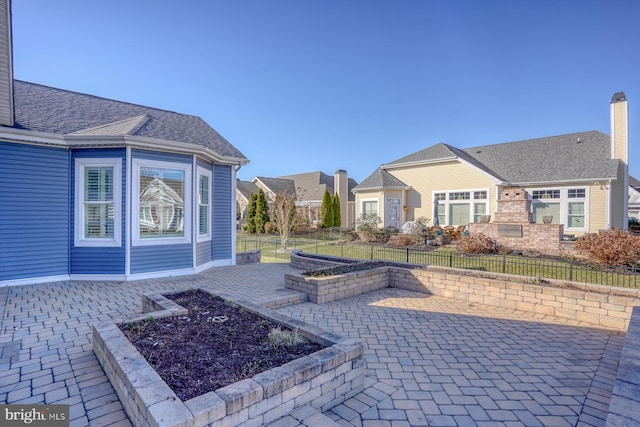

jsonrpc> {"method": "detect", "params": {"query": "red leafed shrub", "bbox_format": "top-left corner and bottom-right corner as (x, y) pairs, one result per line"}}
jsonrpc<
(576, 229), (640, 266)
(456, 233), (497, 254)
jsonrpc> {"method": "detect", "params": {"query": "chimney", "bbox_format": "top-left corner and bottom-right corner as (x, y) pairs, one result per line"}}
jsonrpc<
(610, 92), (628, 163)
(0, 0), (14, 127)
(334, 169), (348, 228)
(610, 92), (629, 228)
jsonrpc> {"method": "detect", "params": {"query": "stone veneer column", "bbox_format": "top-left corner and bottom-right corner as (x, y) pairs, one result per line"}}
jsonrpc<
(493, 188), (533, 223)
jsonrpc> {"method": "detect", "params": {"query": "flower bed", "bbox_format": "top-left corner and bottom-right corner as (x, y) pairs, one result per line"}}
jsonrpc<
(92, 289), (364, 427)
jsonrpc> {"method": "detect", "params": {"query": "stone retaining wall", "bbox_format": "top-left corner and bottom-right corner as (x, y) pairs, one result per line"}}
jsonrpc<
(290, 251), (357, 271)
(288, 252), (639, 330)
(286, 267), (390, 304)
(236, 249), (261, 265)
(390, 266), (638, 331)
(93, 289), (364, 427)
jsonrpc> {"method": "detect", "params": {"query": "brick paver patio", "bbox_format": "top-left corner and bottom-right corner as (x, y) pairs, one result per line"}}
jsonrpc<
(0, 263), (625, 426)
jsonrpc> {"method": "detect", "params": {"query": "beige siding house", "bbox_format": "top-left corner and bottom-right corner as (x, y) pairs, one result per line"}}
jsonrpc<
(353, 93), (630, 236)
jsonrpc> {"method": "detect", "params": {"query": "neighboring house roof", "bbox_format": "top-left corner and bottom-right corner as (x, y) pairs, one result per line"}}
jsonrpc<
(253, 176), (296, 198)
(381, 130), (620, 186)
(353, 168), (409, 192)
(278, 171), (358, 202)
(236, 180), (259, 201)
(10, 80), (247, 161)
(630, 175), (640, 189)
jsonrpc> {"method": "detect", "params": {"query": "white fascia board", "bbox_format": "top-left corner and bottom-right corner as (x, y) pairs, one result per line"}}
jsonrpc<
(65, 134), (248, 165)
(381, 156), (458, 170)
(0, 128), (248, 165)
(0, 128), (66, 146)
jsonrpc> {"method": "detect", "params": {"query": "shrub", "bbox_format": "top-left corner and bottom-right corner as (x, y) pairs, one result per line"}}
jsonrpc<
(576, 229), (640, 266)
(357, 213), (382, 242)
(388, 234), (415, 247)
(456, 233), (498, 254)
(264, 221), (276, 234)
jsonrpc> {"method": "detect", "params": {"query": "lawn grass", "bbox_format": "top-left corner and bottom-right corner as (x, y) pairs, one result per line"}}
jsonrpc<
(236, 234), (640, 288)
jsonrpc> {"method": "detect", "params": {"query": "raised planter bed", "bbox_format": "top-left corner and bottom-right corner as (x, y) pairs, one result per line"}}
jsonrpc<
(92, 289), (364, 427)
(287, 252), (638, 330)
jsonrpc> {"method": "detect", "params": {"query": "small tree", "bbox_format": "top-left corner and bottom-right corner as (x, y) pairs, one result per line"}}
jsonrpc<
(357, 213), (382, 242)
(332, 193), (341, 228)
(321, 189), (333, 228)
(272, 191), (298, 249)
(255, 188), (270, 233)
(245, 192), (257, 233)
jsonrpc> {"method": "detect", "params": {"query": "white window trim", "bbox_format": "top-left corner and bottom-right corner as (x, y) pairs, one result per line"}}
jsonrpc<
(360, 198), (380, 218)
(528, 186), (589, 232)
(74, 158), (122, 247)
(196, 166), (212, 243)
(432, 188), (489, 226)
(132, 158), (192, 246)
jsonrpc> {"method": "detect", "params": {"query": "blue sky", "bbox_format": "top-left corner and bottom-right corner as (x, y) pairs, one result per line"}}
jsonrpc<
(12, 1), (640, 183)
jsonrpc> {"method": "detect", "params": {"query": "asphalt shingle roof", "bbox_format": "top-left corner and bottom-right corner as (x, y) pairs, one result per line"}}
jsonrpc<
(380, 130), (620, 185)
(353, 168), (409, 191)
(463, 131), (619, 184)
(254, 177), (296, 197)
(236, 180), (259, 200)
(10, 80), (247, 160)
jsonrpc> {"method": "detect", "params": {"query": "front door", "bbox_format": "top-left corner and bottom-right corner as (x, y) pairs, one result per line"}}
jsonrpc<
(385, 198), (401, 229)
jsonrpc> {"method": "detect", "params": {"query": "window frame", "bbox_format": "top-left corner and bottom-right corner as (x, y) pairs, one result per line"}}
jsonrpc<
(361, 198), (379, 218)
(528, 186), (588, 231)
(132, 158), (192, 247)
(74, 158), (122, 247)
(196, 166), (212, 242)
(432, 188), (489, 226)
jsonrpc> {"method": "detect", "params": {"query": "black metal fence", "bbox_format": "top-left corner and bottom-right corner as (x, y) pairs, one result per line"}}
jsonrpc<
(236, 234), (640, 288)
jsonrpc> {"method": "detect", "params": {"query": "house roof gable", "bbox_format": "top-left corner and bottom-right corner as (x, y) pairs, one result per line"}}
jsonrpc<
(253, 176), (297, 198)
(236, 180), (259, 200)
(353, 168), (409, 192)
(10, 80), (247, 161)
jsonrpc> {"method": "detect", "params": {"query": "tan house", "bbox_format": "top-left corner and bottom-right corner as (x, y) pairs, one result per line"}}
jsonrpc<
(353, 93), (630, 236)
(237, 169), (358, 229)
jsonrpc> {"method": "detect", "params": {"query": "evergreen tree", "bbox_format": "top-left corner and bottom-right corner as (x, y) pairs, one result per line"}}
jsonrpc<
(245, 192), (257, 233)
(332, 193), (341, 228)
(255, 188), (270, 233)
(321, 189), (333, 228)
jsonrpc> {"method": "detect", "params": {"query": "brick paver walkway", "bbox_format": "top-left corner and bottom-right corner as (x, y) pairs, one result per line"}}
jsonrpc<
(0, 263), (625, 427)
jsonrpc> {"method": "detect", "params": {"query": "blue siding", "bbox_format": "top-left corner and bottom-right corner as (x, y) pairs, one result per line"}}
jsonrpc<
(132, 149), (192, 164)
(213, 164), (232, 260)
(130, 244), (193, 274)
(196, 240), (212, 266)
(70, 148), (126, 274)
(0, 142), (70, 281)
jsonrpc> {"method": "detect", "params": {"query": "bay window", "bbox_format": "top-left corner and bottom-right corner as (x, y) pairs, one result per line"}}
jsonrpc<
(132, 159), (192, 246)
